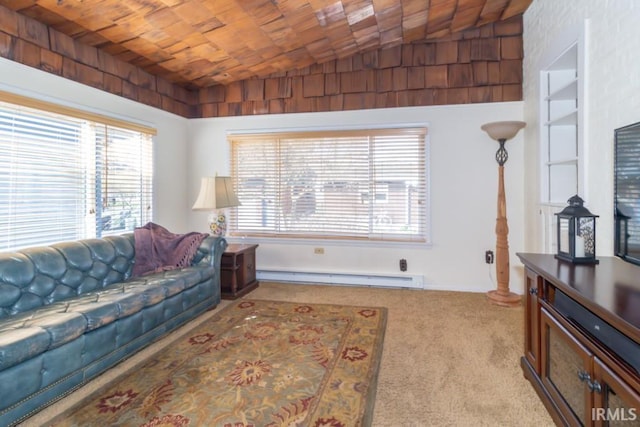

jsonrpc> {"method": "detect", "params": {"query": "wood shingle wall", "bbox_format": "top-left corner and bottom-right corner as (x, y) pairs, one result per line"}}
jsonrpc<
(198, 15), (523, 117)
(0, 5), (196, 117)
(0, 4), (523, 119)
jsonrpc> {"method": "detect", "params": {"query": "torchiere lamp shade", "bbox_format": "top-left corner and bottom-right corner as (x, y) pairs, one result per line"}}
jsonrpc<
(481, 121), (526, 142)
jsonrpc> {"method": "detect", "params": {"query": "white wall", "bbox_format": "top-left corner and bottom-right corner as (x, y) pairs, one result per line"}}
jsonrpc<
(0, 57), (190, 232)
(0, 56), (529, 294)
(523, 0), (640, 255)
(188, 102), (527, 293)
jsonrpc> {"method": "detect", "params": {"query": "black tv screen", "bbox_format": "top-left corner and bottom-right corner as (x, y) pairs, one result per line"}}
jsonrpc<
(614, 121), (640, 265)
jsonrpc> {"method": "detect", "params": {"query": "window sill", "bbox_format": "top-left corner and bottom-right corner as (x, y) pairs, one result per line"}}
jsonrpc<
(224, 235), (431, 249)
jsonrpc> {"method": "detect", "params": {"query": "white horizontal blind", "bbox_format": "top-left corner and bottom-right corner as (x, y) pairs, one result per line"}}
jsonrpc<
(95, 125), (153, 236)
(0, 100), (153, 251)
(229, 128), (428, 242)
(0, 104), (87, 249)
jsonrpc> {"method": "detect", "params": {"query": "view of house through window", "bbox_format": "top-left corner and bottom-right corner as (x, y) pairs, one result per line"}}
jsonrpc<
(0, 97), (154, 251)
(229, 128), (428, 243)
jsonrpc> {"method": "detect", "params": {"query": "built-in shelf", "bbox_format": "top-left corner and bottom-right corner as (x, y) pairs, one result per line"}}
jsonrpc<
(546, 44), (578, 70)
(547, 79), (578, 101)
(539, 23), (585, 254)
(545, 110), (577, 126)
(545, 157), (578, 166)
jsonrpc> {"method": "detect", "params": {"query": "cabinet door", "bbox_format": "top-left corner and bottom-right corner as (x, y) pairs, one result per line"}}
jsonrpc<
(592, 358), (640, 426)
(242, 250), (256, 284)
(220, 253), (238, 291)
(541, 307), (593, 426)
(525, 268), (542, 374)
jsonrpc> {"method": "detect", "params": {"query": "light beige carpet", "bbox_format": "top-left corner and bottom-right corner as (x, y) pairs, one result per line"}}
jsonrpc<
(21, 282), (554, 427)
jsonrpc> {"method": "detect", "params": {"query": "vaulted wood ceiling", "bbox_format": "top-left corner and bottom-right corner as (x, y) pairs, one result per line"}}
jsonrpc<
(1, 0), (533, 89)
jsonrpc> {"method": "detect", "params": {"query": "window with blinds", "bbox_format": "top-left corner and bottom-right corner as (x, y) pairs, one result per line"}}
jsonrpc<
(229, 128), (428, 242)
(0, 98), (153, 251)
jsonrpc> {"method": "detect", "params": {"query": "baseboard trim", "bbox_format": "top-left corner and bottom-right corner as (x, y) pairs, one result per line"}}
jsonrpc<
(257, 269), (425, 289)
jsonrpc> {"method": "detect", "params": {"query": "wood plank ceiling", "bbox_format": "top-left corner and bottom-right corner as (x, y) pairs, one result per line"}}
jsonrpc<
(0, 0), (533, 89)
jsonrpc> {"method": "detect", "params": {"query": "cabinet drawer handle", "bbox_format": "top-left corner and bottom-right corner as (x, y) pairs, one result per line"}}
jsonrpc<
(588, 379), (602, 394)
(529, 288), (538, 295)
(577, 370), (590, 382)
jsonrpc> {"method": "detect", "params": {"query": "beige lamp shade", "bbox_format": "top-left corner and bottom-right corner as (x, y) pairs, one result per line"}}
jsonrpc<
(192, 176), (240, 210)
(481, 121), (526, 141)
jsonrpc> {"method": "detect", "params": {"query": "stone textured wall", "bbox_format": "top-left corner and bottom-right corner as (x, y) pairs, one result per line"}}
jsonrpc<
(0, 3), (523, 119)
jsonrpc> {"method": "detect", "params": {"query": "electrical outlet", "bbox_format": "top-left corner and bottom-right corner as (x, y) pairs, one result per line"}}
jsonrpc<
(314, 247), (325, 255)
(399, 259), (407, 272)
(485, 250), (494, 264)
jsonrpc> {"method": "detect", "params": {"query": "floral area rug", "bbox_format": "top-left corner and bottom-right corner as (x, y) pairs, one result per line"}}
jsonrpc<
(51, 300), (387, 427)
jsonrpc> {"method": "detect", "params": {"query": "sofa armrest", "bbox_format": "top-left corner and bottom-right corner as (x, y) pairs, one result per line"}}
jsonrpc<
(192, 236), (227, 270)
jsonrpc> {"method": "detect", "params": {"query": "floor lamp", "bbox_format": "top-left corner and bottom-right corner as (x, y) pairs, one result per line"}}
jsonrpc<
(481, 121), (526, 307)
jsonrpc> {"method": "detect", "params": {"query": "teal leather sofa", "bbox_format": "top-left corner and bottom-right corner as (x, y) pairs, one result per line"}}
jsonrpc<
(0, 233), (226, 426)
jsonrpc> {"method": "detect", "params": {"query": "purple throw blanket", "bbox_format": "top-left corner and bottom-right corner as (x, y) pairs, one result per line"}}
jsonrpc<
(132, 222), (209, 277)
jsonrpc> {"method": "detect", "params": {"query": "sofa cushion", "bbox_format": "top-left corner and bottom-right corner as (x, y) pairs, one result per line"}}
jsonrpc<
(164, 266), (213, 286)
(0, 301), (89, 371)
(145, 276), (185, 297)
(0, 326), (50, 371)
(54, 239), (131, 290)
(0, 253), (39, 316)
(0, 284), (22, 312)
(25, 311), (87, 349)
(94, 286), (146, 319)
(123, 282), (167, 307)
(66, 297), (120, 332)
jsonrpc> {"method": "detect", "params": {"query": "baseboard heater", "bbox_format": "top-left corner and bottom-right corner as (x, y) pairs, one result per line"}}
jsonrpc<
(256, 270), (425, 289)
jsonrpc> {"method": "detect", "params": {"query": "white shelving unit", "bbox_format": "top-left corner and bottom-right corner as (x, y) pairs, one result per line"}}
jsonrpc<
(538, 22), (587, 253)
(543, 44), (579, 203)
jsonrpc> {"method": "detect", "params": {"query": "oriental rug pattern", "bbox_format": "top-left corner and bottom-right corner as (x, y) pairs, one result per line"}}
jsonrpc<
(51, 300), (387, 427)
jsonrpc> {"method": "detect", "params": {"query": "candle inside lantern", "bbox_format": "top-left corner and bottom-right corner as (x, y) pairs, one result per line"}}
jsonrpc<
(575, 235), (585, 257)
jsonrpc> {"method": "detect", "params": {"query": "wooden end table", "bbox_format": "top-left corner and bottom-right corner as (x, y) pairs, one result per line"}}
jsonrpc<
(220, 243), (259, 299)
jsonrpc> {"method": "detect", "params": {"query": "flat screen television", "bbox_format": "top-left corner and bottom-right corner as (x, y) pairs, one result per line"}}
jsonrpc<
(614, 121), (640, 265)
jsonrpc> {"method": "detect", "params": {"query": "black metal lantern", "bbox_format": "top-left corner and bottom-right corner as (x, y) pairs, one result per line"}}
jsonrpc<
(555, 195), (599, 264)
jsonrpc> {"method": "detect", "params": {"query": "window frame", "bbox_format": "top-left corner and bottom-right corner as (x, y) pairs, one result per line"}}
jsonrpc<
(227, 126), (430, 246)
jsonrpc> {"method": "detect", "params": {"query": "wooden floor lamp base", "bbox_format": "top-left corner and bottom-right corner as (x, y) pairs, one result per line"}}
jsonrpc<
(482, 121), (526, 310)
(487, 290), (521, 307)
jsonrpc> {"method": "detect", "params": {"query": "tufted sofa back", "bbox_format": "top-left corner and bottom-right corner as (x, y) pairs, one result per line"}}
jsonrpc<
(0, 234), (136, 318)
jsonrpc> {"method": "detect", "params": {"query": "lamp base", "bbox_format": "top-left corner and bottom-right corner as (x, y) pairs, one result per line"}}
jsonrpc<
(208, 211), (227, 237)
(486, 290), (521, 308)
